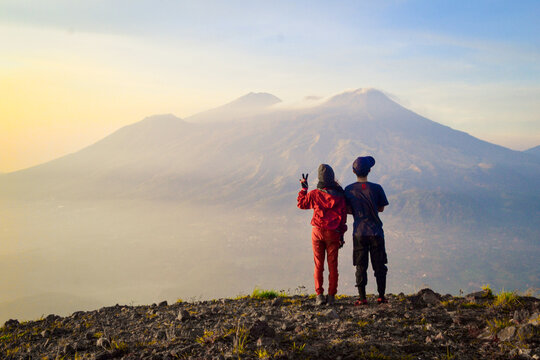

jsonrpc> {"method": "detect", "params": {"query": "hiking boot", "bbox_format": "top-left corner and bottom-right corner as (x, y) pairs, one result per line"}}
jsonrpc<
(354, 298), (368, 306)
(315, 294), (326, 306)
(377, 296), (388, 304)
(327, 294), (335, 306)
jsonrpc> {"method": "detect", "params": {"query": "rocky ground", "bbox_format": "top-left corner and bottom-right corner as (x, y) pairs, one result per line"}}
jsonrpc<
(1, 288), (539, 359)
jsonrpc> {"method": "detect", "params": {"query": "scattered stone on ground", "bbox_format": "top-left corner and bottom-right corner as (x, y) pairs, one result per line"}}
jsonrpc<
(1, 289), (539, 359)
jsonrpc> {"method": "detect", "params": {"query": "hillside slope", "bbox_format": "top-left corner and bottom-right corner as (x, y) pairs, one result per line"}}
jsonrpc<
(1, 289), (539, 359)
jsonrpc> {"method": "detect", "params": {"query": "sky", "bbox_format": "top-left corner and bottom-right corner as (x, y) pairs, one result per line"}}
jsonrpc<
(1, 0), (539, 172)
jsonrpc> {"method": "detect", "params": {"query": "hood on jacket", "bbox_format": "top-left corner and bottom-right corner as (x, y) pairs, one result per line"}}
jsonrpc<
(317, 164), (344, 193)
(318, 164), (335, 184)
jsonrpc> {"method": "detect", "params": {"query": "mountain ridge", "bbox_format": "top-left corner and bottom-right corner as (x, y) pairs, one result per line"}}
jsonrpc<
(2, 88), (538, 196)
(525, 145), (540, 157)
(1, 88), (538, 321)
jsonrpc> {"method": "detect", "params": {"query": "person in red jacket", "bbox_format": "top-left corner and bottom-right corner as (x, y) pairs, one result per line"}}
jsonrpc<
(297, 164), (348, 306)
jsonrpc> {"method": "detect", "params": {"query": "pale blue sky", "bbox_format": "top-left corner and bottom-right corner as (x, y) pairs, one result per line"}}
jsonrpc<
(1, 0), (539, 171)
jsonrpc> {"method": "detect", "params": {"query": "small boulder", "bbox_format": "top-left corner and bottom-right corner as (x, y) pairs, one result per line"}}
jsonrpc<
(528, 312), (539, 325)
(4, 319), (19, 328)
(62, 343), (75, 355)
(323, 308), (339, 320)
(420, 289), (441, 305)
(271, 297), (283, 306)
(249, 320), (276, 339)
(465, 289), (490, 301)
(177, 309), (190, 322)
(513, 309), (530, 324)
(158, 300), (168, 307)
(96, 337), (111, 349)
(45, 314), (59, 322)
(477, 328), (492, 340)
(497, 326), (516, 341)
(256, 337), (273, 347)
(71, 311), (85, 319)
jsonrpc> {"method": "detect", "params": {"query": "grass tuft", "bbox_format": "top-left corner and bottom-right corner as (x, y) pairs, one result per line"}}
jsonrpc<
(255, 348), (270, 359)
(111, 339), (129, 353)
(291, 342), (306, 354)
(436, 346), (457, 360)
(441, 299), (458, 308)
(459, 302), (484, 309)
(196, 330), (216, 345)
(486, 318), (512, 335)
(251, 287), (279, 299)
(357, 320), (370, 327)
(233, 322), (249, 355)
(481, 284), (494, 298)
(492, 290), (520, 309)
(234, 294), (250, 300)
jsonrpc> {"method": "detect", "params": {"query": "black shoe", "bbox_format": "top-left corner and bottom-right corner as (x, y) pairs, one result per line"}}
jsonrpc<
(315, 294), (326, 306)
(327, 294), (335, 306)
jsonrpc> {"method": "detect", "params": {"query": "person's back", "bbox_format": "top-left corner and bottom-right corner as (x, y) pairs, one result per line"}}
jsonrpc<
(344, 156), (389, 305)
(344, 181), (386, 238)
(298, 187), (347, 232)
(297, 164), (347, 306)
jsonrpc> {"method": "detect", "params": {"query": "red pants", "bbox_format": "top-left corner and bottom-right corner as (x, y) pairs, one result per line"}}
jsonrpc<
(311, 227), (340, 295)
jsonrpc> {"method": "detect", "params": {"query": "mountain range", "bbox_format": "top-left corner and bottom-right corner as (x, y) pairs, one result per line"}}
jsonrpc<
(1, 88), (539, 322)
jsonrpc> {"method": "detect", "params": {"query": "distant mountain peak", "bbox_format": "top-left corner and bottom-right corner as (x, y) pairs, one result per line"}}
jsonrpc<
(140, 113), (182, 123)
(324, 88), (396, 108)
(187, 92), (281, 122)
(228, 92), (282, 108)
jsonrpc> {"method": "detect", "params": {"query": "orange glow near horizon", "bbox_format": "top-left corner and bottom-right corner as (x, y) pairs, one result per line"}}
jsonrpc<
(0, 59), (214, 173)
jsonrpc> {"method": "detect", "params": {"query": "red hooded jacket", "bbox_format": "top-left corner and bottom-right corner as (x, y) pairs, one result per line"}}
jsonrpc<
(297, 188), (348, 234)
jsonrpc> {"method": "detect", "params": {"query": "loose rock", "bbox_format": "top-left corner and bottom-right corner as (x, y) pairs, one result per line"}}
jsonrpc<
(0, 291), (538, 359)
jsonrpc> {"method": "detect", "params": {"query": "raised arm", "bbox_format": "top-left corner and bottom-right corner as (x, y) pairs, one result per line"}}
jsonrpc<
(297, 188), (313, 209)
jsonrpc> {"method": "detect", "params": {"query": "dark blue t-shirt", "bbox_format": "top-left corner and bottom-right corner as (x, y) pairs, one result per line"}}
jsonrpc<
(344, 181), (389, 237)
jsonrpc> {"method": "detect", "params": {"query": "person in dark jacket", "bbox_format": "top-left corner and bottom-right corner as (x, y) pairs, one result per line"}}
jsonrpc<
(344, 156), (389, 305)
(298, 164), (348, 306)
